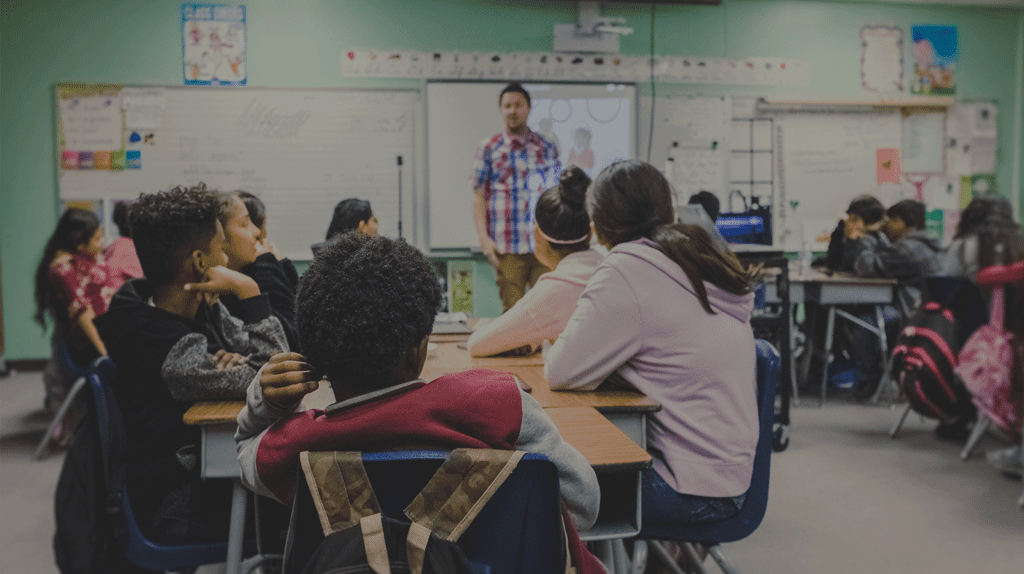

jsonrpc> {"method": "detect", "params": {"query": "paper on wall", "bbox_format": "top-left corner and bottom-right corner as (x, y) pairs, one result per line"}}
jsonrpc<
(860, 26), (904, 93)
(969, 137), (997, 174)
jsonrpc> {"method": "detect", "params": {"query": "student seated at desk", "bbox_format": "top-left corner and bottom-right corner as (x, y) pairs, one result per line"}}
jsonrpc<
(95, 185), (288, 544)
(545, 160), (758, 526)
(825, 194), (887, 272)
(234, 234), (604, 573)
(310, 197), (379, 256)
(217, 190), (301, 351)
(940, 194), (1024, 280)
(468, 166), (603, 357)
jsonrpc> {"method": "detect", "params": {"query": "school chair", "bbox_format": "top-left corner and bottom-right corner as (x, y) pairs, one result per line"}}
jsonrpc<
(86, 357), (272, 573)
(34, 338), (92, 460)
(284, 450), (565, 574)
(628, 339), (779, 574)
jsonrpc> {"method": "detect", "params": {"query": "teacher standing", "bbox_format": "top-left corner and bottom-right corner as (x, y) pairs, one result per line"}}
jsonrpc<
(471, 83), (562, 311)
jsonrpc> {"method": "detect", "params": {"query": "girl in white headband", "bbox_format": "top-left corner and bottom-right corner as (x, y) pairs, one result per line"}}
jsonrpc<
(468, 166), (604, 357)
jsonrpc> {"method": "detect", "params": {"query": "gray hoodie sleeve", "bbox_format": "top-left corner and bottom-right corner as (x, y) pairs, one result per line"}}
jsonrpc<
(235, 365), (302, 503)
(514, 388), (600, 531)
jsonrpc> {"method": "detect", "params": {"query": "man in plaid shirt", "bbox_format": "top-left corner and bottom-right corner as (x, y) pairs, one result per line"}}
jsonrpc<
(471, 83), (562, 311)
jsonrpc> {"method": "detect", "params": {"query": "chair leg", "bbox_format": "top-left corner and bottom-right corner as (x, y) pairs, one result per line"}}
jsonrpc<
(820, 306), (836, 407)
(648, 541), (692, 574)
(34, 376), (87, 460)
(960, 415), (991, 461)
(890, 404), (913, 438)
(629, 540), (648, 574)
(706, 544), (740, 574)
(679, 543), (712, 574)
(869, 354), (897, 405)
(225, 479), (249, 574)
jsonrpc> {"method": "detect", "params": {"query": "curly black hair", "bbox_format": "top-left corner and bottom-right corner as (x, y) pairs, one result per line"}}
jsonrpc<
(129, 183), (223, 285)
(296, 234), (442, 390)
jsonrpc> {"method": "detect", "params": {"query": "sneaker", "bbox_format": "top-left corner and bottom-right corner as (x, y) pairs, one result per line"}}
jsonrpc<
(986, 446), (1023, 479)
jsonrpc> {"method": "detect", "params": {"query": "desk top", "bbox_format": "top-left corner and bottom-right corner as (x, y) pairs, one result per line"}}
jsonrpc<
(762, 265), (897, 285)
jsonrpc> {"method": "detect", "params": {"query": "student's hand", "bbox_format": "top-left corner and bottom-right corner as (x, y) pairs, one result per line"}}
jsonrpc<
(844, 217), (865, 240)
(480, 237), (502, 272)
(255, 239), (285, 261)
(260, 352), (320, 407)
(213, 349), (247, 370)
(185, 266), (260, 299)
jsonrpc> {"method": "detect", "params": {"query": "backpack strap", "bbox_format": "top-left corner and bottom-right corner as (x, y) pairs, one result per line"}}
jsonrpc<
(403, 449), (525, 574)
(299, 451), (381, 536)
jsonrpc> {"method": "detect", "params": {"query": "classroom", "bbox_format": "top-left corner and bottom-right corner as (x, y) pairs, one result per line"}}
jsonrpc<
(1, 1), (1023, 573)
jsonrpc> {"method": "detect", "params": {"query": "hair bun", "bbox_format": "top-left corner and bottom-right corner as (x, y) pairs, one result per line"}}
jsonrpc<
(558, 166), (591, 209)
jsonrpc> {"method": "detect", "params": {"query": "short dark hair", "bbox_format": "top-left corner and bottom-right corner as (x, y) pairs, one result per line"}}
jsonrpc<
(296, 234), (442, 391)
(846, 195), (885, 225)
(499, 82), (531, 108)
(886, 199), (926, 230)
(234, 190), (266, 229)
(536, 166), (591, 255)
(325, 198), (373, 241)
(112, 201), (132, 238)
(688, 191), (721, 222)
(130, 183), (223, 285)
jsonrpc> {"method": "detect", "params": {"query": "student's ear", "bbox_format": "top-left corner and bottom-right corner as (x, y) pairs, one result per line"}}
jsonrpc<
(357, 220), (370, 235)
(189, 248), (213, 277)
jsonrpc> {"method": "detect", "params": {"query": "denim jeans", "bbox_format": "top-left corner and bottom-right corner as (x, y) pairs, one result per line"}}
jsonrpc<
(641, 468), (746, 524)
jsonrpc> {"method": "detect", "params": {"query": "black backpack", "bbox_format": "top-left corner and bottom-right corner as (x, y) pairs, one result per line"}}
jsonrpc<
(891, 300), (975, 422)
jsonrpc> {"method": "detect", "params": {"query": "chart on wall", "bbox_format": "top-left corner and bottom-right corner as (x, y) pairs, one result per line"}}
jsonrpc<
(56, 84), (417, 259)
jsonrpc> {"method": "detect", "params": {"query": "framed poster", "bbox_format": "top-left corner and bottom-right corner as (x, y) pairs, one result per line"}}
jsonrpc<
(182, 4), (246, 86)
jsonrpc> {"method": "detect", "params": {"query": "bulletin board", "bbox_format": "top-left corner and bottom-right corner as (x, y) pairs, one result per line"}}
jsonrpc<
(56, 84), (418, 260)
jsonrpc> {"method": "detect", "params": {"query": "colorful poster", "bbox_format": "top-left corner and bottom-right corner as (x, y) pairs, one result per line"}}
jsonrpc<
(182, 4), (246, 86)
(910, 25), (957, 95)
(876, 148), (902, 184)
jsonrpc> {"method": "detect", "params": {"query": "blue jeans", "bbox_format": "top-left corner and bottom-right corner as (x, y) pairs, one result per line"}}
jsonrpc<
(641, 468), (746, 524)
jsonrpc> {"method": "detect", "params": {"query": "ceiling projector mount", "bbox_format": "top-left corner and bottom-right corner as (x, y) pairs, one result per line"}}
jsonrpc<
(553, 1), (633, 54)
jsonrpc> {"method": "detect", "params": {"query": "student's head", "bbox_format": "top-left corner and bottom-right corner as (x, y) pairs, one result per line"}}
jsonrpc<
(499, 83), (531, 134)
(234, 190), (267, 240)
(688, 191), (721, 222)
(956, 194), (1014, 239)
(845, 195), (885, 229)
(325, 198), (377, 240)
(218, 191), (262, 271)
(296, 234), (442, 398)
(33, 208), (103, 327)
(955, 194), (1023, 267)
(884, 199), (926, 241)
(112, 201), (133, 238)
(588, 160), (752, 314)
(533, 166), (592, 269)
(130, 183), (226, 287)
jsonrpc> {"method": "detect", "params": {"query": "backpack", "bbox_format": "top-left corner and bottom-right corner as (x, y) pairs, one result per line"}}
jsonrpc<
(890, 301), (976, 422)
(955, 264), (1024, 435)
(290, 449), (573, 574)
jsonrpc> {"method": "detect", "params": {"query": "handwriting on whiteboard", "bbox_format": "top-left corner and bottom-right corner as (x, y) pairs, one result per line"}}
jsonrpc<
(237, 98), (313, 138)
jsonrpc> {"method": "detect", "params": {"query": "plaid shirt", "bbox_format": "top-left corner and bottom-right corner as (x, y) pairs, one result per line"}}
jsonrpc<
(471, 129), (561, 254)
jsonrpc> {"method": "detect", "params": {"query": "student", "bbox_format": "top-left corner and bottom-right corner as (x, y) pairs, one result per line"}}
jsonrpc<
(105, 201), (144, 288)
(34, 208), (119, 442)
(545, 160), (758, 526)
(688, 190), (721, 222)
(310, 197), (378, 256)
(825, 195), (886, 272)
(236, 189), (301, 290)
(234, 234), (603, 573)
(467, 166), (603, 357)
(218, 190), (300, 351)
(95, 185), (288, 543)
(940, 194), (1024, 279)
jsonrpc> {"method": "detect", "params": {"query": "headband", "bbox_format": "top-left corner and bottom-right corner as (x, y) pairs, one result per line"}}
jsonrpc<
(536, 226), (590, 245)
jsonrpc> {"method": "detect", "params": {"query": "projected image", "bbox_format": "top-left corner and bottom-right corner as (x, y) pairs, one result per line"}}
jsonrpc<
(527, 85), (631, 180)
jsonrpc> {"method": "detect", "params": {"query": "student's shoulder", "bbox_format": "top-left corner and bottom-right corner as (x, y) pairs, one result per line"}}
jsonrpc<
(427, 369), (521, 400)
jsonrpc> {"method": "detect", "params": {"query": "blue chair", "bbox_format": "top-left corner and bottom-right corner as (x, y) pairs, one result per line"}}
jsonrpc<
(630, 339), (779, 574)
(85, 357), (233, 572)
(34, 338), (92, 459)
(285, 450), (565, 574)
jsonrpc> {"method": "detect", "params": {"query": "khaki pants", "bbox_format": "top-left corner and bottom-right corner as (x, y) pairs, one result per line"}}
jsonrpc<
(495, 253), (550, 312)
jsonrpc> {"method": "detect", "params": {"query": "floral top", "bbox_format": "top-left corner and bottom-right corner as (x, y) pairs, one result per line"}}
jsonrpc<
(49, 251), (119, 323)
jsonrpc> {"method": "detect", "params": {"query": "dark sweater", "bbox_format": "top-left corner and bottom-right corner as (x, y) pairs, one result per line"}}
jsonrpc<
(94, 278), (288, 526)
(221, 253), (299, 351)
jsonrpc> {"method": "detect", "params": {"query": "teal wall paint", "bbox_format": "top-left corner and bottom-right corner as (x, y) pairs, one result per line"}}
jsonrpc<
(2, 0), (1021, 359)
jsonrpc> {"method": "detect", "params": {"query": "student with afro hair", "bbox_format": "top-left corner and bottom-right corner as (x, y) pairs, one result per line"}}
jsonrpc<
(235, 233), (604, 573)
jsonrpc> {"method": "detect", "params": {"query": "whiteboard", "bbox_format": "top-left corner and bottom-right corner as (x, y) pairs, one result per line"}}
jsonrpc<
(58, 86), (417, 259)
(426, 81), (636, 250)
(776, 112), (902, 250)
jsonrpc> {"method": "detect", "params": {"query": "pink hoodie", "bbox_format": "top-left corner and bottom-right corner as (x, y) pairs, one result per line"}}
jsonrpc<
(546, 238), (758, 497)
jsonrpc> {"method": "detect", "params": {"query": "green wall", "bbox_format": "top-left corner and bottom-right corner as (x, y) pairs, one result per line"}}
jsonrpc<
(2, 0), (1022, 360)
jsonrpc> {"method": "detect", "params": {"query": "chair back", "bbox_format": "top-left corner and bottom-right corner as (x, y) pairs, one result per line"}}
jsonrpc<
(84, 358), (229, 570)
(285, 451), (564, 574)
(640, 338), (779, 544)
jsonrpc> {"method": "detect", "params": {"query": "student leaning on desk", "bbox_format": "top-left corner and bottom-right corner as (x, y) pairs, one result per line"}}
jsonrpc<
(234, 233), (605, 574)
(546, 160), (759, 527)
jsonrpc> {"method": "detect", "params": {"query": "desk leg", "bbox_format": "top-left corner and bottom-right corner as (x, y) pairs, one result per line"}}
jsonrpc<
(225, 478), (248, 574)
(820, 306), (836, 407)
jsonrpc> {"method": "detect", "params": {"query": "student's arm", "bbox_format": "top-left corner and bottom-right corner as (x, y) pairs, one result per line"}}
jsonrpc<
(214, 293), (290, 364)
(854, 235), (930, 280)
(545, 264), (642, 390)
(514, 389), (599, 530)
(160, 332), (265, 401)
(76, 307), (107, 356)
(244, 252), (299, 351)
(467, 281), (557, 357)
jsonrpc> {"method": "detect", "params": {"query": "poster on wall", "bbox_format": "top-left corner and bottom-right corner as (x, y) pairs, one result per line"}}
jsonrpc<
(860, 25), (903, 92)
(182, 4), (246, 86)
(56, 84), (125, 171)
(910, 25), (957, 95)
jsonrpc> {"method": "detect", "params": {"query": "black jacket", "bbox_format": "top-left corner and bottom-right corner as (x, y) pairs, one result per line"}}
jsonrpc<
(221, 253), (300, 351)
